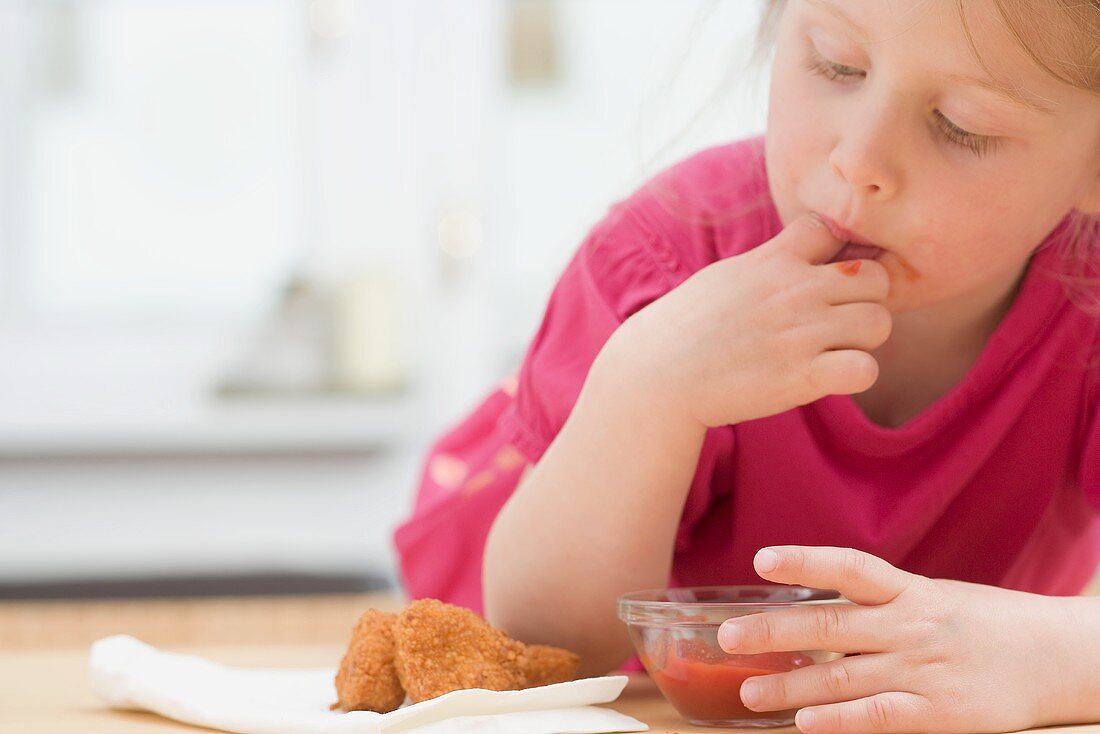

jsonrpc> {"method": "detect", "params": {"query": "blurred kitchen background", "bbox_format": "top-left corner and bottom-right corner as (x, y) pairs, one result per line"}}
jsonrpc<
(0, 0), (771, 600)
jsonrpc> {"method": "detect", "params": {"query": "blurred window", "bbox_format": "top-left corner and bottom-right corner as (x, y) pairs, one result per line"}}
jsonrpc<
(3, 0), (304, 323)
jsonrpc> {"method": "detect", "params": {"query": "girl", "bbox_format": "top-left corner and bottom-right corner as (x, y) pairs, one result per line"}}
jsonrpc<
(395, 1), (1100, 731)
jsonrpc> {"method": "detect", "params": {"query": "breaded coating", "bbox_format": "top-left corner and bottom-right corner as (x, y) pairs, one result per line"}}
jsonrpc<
(521, 644), (581, 688)
(331, 609), (406, 713)
(330, 599), (582, 712)
(393, 599), (529, 702)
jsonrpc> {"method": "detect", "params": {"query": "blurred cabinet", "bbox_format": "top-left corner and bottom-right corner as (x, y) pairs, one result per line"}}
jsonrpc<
(0, 394), (428, 592)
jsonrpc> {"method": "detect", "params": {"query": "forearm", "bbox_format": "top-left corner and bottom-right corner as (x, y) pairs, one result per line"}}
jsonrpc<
(483, 337), (707, 676)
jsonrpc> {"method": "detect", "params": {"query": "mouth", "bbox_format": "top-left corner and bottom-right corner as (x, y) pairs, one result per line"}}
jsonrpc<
(827, 242), (886, 264)
(817, 214), (887, 264)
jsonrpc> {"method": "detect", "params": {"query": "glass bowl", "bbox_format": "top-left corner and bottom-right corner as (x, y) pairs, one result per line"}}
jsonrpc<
(618, 585), (850, 728)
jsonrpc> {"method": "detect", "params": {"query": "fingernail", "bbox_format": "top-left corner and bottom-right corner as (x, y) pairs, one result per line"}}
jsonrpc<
(719, 622), (742, 649)
(756, 549), (779, 573)
(741, 680), (761, 708)
(798, 709), (817, 731)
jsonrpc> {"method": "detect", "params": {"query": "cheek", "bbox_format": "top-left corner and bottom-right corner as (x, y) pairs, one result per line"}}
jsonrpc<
(767, 62), (819, 149)
(764, 133), (805, 227)
(911, 180), (996, 257)
(921, 184), (1043, 269)
(766, 78), (819, 213)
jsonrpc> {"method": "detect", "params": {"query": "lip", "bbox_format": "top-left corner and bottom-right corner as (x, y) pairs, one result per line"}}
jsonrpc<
(817, 213), (882, 249)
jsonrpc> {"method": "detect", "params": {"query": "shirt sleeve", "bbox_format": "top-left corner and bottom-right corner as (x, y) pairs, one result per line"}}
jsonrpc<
(498, 201), (677, 463)
(393, 201), (679, 612)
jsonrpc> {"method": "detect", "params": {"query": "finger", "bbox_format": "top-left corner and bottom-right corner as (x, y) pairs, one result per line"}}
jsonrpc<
(816, 259), (891, 305)
(814, 303), (893, 352)
(796, 692), (935, 734)
(718, 604), (888, 655)
(763, 212), (847, 264)
(740, 653), (895, 713)
(807, 350), (879, 396)
(754, 547), (917, 606)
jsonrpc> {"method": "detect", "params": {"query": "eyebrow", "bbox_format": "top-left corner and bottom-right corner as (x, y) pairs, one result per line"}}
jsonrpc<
(803, 0), (1058, 116)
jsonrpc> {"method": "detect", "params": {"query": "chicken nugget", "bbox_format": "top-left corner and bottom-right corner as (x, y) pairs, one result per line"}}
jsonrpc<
(331, 609), (406, 713)
(521, 644), (581, 688)
(393, 599), (527, 702)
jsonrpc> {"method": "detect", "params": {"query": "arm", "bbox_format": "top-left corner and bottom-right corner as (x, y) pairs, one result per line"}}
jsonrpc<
(483, 337), (708, 676)
(484, 213), (870, 676)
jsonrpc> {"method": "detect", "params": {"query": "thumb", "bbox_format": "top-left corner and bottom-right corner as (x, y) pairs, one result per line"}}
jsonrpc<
(762, 212), (846, 265)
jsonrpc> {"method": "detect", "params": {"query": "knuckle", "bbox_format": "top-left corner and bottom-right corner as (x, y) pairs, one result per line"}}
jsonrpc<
(905, 581), (950, 642)
(755, 616), (776, 647)
(778, 278), (813, 311)
(916, 601), (948, 636)
(823, 661), (855, 699)
(815, 604), (846, 641)
(840, 551), (869, 585)
(801, 212), (830, 235)
(870, 305), (893, 342)
(787, 547), (807, 574)
(866, 695), (896, 730)
(916, 619), (953, 661)
(936, 682), (971, 717)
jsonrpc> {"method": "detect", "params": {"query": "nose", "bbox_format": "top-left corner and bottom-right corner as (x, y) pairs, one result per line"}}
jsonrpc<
(828, 102), (903, 201)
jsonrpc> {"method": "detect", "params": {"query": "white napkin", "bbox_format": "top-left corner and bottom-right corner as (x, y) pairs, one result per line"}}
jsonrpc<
(89, 635), (648, 734)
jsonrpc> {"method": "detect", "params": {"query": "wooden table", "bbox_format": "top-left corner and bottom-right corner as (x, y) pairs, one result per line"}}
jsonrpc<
(3, 593), (1099, 734)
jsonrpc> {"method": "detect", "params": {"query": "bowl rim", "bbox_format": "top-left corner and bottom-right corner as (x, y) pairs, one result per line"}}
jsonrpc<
(617, 585), (850, 615)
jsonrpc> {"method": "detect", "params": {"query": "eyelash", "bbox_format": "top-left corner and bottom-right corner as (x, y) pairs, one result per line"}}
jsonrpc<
(804, 51), (1000, 159)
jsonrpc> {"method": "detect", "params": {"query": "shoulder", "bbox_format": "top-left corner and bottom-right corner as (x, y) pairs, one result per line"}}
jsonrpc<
(646, 136), (772, 215)
(580, 136), (780, 312)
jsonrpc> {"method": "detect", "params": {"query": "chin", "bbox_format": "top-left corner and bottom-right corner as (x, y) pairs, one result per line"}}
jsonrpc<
(880, 284), (942, 315)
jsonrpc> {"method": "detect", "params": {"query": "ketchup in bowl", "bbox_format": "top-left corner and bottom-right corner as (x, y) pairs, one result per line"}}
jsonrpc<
(644, 645), (814, 723)
(619, 586), (848, 728)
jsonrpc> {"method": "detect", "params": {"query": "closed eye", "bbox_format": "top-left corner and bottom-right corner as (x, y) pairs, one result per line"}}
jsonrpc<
(933, 110), (999, 158)
(806, 49), (1001, 158)
(805, 49), (865, 83)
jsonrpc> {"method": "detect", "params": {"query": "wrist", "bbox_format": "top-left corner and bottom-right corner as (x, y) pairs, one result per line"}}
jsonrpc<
(1032, 594), (1100, 726)
(590, 328), (706, 436)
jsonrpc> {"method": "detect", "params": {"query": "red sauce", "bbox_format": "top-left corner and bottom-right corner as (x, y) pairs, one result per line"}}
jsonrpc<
(837, 259), (863, 276)
(642, 644), (814, 723)
(896, 256), (921, 282)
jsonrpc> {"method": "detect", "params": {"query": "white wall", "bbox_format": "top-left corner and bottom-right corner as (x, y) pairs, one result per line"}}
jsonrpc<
(0, 0), (771, 587)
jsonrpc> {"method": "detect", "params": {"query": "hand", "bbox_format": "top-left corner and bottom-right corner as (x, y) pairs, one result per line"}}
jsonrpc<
(604, 213), (892, 428)
(716, 546), (1067, 733)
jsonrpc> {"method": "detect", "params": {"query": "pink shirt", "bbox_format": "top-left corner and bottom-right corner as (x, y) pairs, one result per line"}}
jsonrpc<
(394, 136), (1100, 617)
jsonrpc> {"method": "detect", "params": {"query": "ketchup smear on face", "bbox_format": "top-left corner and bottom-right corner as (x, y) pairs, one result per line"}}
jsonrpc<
(642, 643), (815, 723)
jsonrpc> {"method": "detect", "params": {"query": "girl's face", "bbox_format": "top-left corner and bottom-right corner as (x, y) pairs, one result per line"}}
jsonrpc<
(766, 0), (1100, 313)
